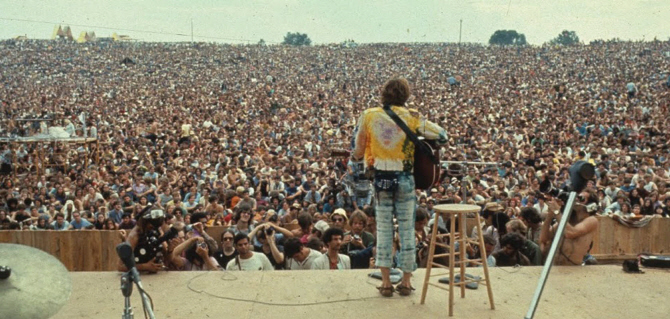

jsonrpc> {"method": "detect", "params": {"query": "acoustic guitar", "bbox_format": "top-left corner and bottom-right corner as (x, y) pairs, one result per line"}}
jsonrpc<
(413, 138), (441, 190)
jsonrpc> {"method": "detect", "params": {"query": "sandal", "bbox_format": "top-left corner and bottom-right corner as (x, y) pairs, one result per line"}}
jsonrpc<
(377, 286), (394, 297)
(395, 284), (415, 296)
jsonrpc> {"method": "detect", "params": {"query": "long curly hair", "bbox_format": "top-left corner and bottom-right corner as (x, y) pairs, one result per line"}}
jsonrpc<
(381, 78), (411, 107)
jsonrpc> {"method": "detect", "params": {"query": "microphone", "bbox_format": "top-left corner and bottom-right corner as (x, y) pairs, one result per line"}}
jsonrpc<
(116, 242), (143, 288)
(116, 242), (156, 319)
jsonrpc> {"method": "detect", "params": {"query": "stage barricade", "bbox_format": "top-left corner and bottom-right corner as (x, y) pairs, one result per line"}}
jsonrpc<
(591, 215), (670, 259)
(0, 230), (123, 271)
(2, 216), (669, 271)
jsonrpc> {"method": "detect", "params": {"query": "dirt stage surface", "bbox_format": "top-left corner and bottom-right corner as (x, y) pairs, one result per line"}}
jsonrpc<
(50, 265), (669, 319)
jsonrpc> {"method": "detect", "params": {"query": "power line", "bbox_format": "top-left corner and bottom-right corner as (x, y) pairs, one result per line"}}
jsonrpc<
(0, 17), (267, 43)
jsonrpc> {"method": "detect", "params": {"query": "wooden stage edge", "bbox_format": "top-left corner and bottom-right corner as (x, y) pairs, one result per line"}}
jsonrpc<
(45, 266), (669, 319)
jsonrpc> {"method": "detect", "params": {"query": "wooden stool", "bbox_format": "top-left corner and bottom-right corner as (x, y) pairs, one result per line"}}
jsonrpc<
(419, 204), (495, 316)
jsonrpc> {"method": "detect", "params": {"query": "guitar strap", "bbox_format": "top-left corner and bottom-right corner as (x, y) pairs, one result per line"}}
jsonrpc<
(382, 105), (438, 164)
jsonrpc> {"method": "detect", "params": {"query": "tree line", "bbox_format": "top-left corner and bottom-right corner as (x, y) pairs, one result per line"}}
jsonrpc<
(277, 30), (611, 46)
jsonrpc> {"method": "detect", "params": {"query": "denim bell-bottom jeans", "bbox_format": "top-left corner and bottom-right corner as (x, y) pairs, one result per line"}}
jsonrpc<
(374, 172), (417, 272)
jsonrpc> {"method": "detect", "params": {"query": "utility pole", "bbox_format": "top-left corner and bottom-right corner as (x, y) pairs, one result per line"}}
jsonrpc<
(191, 18), (194, 43)
(459, 19), (463, 44)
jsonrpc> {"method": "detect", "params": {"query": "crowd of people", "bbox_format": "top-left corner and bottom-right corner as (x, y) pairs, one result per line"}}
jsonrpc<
(1, 38), (670, 271)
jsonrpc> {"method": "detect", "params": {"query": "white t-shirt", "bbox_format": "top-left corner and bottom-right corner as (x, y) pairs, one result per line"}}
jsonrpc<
(285, 249), (322, 270)
(181, 124), (192, 137)
(226, 252), (274, 271)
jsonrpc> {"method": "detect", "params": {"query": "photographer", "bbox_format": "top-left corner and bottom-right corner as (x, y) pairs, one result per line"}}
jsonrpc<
(171, 233), (221, 271)
(117, 207), (170, 273)
(249, 223), (285, 270)
(189, 212), (219, 251)
(341, 210), (376, 269)
(540, 190), (599, 265)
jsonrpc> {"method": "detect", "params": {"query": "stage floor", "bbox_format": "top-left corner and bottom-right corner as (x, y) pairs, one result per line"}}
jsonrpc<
(50, 265), (668, 319)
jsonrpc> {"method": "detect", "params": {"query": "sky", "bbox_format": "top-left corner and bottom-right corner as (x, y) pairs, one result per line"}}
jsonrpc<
(1, 0), (668, 45)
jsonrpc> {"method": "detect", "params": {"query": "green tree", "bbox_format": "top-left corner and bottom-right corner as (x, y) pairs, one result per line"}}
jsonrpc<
(549, 30), (580, 45)
(282, 32), (312, 46)
(488, 30), (527, 46)
(258, 39), (266, 45)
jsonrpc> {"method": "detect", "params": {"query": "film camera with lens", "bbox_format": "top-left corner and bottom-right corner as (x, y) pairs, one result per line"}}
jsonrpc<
(133, 207), (179, 264)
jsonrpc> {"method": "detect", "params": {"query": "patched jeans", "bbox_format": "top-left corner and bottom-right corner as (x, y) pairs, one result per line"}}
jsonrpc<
(374, 172), (417, 272)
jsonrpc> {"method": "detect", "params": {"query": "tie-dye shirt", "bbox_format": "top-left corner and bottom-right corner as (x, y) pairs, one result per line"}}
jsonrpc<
(352, 105), (447, 172)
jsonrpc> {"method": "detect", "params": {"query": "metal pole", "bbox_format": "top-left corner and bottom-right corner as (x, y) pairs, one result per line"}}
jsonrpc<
(191, 19), (194, 43)
(459, 19), (463, 44)
(524, 191), (577, 319)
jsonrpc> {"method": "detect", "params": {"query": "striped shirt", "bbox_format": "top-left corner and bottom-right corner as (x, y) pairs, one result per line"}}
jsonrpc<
(352, 105), (447, 172)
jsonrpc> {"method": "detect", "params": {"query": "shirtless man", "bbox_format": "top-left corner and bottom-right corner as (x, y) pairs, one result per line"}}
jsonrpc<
(205, 195), (224, 217)
(540, 191), (599, 265)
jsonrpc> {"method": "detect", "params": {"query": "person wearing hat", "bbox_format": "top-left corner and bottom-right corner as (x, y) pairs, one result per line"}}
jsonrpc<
(351, 78), (447, 297)
(330, 208), (348, 230)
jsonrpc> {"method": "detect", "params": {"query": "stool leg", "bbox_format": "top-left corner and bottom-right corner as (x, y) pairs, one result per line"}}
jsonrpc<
(475, 214), (495, 310)
(420, 212), (441, 305)
(459, 212), (466, 298)
(448, 213), (456, 316)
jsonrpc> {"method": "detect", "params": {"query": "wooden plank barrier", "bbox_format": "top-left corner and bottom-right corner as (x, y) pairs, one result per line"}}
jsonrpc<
(1, 216), (668, 271)
(0, 230), (123, 271)
(591, 216), (670, 259)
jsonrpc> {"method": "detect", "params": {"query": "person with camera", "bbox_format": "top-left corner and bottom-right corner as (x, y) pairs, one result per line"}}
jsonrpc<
(189, 212), (220, 251)
(117, 207), (170, 273)
(249, 223), (285, 270)
(340, 210), (375, 269)
(540, 190), (599, 265)
(170, 232), (221, 271)
(226, 233), (274, 271)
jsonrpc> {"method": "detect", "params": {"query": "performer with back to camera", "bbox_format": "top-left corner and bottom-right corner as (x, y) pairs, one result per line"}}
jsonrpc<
(352, 78), (447, 297)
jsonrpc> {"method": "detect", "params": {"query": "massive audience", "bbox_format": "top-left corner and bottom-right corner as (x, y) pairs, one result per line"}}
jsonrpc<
(1, 38), (670, 270)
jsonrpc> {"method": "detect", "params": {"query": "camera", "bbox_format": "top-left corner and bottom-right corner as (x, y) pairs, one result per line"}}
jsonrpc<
(134, 226), (180, 264)
(135, 229), (161, 264)
(265, 226), (275, 235)
(353, 234), (361, 241)
(198, 242), (207, 249)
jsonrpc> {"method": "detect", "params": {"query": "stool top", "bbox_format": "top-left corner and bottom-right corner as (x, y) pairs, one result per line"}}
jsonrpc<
(433, 204), (481, 214)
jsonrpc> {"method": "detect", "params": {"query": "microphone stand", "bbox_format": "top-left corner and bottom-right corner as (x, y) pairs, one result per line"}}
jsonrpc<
(440, 160), (500, 205)
(120, 272), (134, 319)
(119, 269), (156, 319)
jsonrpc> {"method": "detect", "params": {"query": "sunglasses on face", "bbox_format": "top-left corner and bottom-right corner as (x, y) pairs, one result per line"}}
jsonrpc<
(333, 218), (344, 222)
